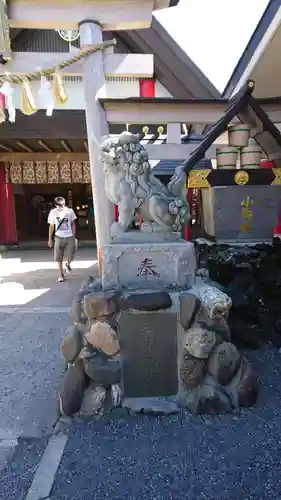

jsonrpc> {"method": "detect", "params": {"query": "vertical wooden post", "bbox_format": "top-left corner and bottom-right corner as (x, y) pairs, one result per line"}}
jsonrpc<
(184, 178), (192, 241)
(139, 79), (155, 97)
(79, 20), (113, 275)
(114, 205), (119, 222)
(0, 166), (17, 245)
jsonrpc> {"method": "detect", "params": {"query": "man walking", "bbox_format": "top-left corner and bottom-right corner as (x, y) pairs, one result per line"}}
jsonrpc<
(47, 197), (77, 282)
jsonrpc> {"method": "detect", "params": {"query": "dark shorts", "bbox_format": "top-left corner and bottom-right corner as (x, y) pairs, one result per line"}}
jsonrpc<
(54, 236), (77, 263)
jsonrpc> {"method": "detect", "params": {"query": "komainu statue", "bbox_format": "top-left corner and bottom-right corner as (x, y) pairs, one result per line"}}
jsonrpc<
(100, 131), (190, 240)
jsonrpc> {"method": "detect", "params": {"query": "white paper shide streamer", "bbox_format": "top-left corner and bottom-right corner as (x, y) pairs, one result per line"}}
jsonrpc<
(0, 81), (15, 123)
(39, 76), (54, 116)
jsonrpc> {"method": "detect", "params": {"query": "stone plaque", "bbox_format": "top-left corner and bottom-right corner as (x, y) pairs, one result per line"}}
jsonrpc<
(119, 311), (178, 398)
(204, 185), (281, 241)
(102, 242), (196, 290)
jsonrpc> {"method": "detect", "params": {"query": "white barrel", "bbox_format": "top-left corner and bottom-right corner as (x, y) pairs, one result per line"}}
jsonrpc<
(228, 124), (251, 147)
(240, 146), (261, 169)
(216, 147), (238, 169)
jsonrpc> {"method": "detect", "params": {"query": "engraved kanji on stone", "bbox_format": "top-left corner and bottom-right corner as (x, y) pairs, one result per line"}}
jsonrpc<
(136, 258), (160, 279)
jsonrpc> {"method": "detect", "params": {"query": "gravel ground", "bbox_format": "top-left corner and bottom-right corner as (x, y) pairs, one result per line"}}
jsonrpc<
(0, 437), (48, 500)
(50, 347), (281, 500)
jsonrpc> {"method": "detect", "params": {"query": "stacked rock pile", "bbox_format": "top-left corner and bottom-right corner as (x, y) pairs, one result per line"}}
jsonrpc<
(58, 273), (257, 418)
(195, 241), (281, 350)
(179, 291), (257, 413)
(59, 277), (122, 418)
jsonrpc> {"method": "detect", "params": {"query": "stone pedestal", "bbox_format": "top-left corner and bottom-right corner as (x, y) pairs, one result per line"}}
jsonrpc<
(102, 241), (196, 291)
(60, 276), (257, 417)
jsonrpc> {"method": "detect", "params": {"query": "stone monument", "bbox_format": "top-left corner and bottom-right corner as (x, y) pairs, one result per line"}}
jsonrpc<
(57, 132), (257, 420)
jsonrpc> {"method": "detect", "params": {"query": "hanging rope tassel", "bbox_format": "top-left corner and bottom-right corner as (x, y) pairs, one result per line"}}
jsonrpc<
(0, 81), (16, 123)
(53, 72), (68, 106)
(39, 76), (54, 116)
(21, 78), (37, 115)
(0, 93), (5, 124)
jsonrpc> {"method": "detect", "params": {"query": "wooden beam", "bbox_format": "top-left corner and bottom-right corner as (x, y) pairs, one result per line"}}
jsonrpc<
(8, 0), (156, 31)
(0, 0), (11, 59)
(146, 143), (217, 160)
(101, 98), (281, 124)
(0, 52), (154, 78)
(154, 0), (174, 9)
(0, 143), (234, 162)
(0, 110), (87, 139)
(0, 152), (89, 162)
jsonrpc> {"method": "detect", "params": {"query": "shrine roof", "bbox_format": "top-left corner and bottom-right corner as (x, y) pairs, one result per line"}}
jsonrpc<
(223, 0), (281, 98)
(10, 15), (218, 99)
(115, 17), (219, 98)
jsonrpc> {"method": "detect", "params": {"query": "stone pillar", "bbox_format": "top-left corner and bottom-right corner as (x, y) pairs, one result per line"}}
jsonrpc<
(0, 166), (17, 245)
(79, 20), (113, 270)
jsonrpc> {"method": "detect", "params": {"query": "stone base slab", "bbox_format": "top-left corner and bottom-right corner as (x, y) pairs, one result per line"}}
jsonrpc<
(122, 396), (180, 415)
(102, 241), (196, 291)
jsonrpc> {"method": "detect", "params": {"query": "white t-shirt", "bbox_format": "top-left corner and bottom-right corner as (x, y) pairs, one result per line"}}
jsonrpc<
(48, 207), (77, 238)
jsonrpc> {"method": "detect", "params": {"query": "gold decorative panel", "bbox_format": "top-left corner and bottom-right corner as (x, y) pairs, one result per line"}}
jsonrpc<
(35, 161), (48, 184)
(72, 162), (83, 183)
(83, 161), (91, 183)
(22, 161), (36, 183)
(10, 164), (22, 183)
(4, 162), (9, 183)
(47, 161), (60, 183)
(59, 162), (72, 183)
(6, 161), (92, 184)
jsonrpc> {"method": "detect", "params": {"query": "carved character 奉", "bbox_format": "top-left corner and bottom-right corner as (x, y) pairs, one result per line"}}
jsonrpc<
(100, 132), (190, 239)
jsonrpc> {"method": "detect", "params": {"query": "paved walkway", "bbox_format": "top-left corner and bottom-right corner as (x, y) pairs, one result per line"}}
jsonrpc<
(0, 248), (97, 438)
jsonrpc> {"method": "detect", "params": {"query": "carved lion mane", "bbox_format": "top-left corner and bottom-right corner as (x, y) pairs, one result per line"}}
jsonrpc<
(100, 131), (189, 233)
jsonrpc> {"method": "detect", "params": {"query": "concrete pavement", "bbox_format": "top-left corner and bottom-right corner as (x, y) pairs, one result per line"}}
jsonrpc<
(0, 248), (97, 438)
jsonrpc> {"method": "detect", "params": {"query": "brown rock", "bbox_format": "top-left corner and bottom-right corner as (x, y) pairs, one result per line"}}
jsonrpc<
(238, 358), (257, 407)
(179, 292), (201, 330)
(185, 323), (216, 359)
(180, 351), (207, 388)
(61, 325), (83, 363)
(85, 321), (120, 356)
(83, 291), (119, 320)
(208, 342), (241, 385)
(69, 296), (83, 323)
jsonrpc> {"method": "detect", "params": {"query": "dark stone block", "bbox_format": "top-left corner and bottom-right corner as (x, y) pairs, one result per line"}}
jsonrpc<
(179, 292), (201, 330)
(119, 311), (178, 398)
(119, 291), (172, 311)
(83, 356), (121, 386)
(60, 359), (87, 416)
(61, 325), (82, 363)
(238, 358), (257, 408)
(184, 379), (233, 414)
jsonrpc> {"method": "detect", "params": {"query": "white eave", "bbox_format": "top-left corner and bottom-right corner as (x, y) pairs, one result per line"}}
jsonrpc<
(223, 0), (281, 98)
